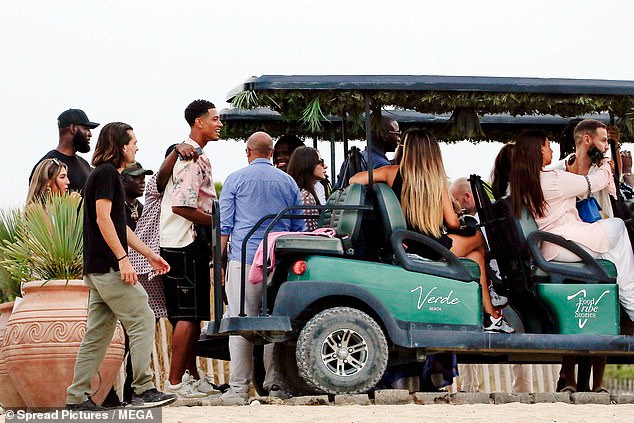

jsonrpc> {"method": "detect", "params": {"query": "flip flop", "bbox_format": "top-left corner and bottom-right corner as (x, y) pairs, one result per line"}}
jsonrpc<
(593, 386), (609, 394)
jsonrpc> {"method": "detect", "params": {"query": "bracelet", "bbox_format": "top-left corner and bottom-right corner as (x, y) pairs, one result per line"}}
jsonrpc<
(117, 254), (128, 262)
(624, 172), (631, 176)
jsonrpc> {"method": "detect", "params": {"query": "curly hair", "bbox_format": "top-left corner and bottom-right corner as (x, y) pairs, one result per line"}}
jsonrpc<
(184, 100), (216, 127)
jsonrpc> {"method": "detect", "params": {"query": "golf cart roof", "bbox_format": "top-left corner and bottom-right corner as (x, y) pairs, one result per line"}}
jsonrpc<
(228, 74), (634, 99)
(227, 75), (634, 142)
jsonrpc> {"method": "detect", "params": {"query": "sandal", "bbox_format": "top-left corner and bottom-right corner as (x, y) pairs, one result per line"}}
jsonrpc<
(560, 385), (576, 393)
(593, 386), (609, 394)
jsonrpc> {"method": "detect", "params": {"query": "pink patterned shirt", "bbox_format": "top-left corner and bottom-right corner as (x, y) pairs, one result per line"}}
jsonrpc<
(160, 138), (216, 248)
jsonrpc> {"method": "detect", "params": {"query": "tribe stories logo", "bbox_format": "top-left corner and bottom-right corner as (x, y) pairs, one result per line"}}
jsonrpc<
(566, 289), (611, 329)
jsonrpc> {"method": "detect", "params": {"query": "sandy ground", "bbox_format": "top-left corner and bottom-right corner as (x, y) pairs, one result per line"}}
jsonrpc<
(2, 403), (634, 423)
(157, 404), (634, 423)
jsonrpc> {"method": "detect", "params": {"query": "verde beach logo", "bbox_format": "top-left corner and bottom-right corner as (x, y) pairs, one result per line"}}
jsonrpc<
(566, 289), (611, 329)
(411, 285), (461, 312)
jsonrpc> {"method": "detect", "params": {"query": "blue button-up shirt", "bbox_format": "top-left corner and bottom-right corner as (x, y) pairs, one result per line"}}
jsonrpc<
(220, 158), (304, 264)
(361, 145), (391, 169)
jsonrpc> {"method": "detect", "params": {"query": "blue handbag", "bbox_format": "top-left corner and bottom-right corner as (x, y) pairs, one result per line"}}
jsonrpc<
(576, 175), (602, 223)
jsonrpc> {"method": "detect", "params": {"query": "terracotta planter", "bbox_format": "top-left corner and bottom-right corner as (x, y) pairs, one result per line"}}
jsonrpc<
(0, 301), (27, 408)
(1, 280), (125, 407)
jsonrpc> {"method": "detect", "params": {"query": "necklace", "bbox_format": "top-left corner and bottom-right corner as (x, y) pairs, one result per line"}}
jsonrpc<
(125, 201), (139, 221)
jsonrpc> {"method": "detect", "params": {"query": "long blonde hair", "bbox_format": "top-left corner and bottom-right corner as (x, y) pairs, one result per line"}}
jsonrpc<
(26, 158), (68, 205)
(399, 129), (446, 238)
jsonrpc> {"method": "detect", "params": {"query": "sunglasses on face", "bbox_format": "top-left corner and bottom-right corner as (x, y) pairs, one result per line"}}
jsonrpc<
(385, 130), (402, 136)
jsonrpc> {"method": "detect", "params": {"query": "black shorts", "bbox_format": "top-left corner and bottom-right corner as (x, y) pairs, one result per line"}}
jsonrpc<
(160, 237), (211, 322)
(405, 233), (453, 261)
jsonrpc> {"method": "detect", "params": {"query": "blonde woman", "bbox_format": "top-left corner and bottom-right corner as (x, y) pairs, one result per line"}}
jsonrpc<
(350, 128), (514, 333)
(26, 158), (70, 205)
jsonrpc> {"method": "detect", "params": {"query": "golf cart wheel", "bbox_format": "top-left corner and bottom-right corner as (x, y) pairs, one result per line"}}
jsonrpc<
(296, 307), (388, 394)
(272, 340), (316, 396)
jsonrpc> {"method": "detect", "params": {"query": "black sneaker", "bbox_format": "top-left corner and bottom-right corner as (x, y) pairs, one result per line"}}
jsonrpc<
(129, 388), (177, 408)
(66, 398), (106, 411)
(101, 388), (126, 408)
(268, 384), (290, 399)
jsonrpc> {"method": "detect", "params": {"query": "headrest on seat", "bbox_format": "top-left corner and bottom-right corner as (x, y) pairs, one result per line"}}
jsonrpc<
(373, 183), (407, 246)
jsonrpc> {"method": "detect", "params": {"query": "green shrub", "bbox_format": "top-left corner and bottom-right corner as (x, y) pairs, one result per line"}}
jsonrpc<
(0, 195), (83, 284)
(0, 208), (22, 302)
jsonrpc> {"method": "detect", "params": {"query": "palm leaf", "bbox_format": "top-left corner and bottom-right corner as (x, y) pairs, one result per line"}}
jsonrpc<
(301, 97), (330, 133)
(0, 208), (23, 301)
(1, 195), (83, 283)
(231, 90), (259, 109)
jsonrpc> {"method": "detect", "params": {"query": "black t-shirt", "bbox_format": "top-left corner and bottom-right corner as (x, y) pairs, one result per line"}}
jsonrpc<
(30, 150), (92, 193)
(83, 163), (128, 274)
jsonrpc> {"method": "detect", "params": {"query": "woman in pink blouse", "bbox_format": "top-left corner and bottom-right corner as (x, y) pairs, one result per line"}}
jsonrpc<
(509, 129), (634, 394)
(509, 130), (634, 321)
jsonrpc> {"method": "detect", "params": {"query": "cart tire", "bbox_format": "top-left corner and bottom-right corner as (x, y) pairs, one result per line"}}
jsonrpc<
(296, 307), (388, 394)
(272, 341), (316, 396)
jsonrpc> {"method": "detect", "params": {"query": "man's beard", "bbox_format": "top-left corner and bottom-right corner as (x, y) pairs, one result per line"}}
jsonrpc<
(73, 131), (90, 153)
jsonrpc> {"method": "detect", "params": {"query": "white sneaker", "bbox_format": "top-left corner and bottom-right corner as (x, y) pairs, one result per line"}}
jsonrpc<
(165, 371), (207, 399)
(220, 388), (249, 401)
(484, 315), (515, 333)
(489, 285), (509, 308)
(194, 377), (221, 395)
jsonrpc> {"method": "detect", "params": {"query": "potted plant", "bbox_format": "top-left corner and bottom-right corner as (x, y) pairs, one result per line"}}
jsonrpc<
(0, 195), (125, 407)
(0, 207), (26, 408)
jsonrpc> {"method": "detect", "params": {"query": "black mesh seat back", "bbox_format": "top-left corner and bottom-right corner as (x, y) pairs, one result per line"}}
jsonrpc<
(334, 146), (366, 190)
(489, 198), (534, 290)
(469, 175), (526, 283)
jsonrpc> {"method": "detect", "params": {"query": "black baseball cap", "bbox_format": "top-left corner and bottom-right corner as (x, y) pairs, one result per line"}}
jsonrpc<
(122, 162), (154, 176)
(57, 109), (100, 129)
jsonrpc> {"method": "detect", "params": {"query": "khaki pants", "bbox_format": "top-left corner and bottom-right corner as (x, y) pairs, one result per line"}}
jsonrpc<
(225, 260), (276, 393)
(66, 269), (156, 404)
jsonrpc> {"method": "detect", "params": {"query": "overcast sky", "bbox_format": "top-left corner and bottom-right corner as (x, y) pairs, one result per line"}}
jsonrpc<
(1, 0), (633, 208)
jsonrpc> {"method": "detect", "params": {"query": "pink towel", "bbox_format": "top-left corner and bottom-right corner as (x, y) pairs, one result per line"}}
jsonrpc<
(249, 228), (336, 284)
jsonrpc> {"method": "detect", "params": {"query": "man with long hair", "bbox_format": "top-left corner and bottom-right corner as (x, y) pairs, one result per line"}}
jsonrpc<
(66, 122), (174, 410)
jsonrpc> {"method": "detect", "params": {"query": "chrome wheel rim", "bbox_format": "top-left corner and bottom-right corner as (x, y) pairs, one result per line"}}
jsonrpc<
(320, 328), (368, 376)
